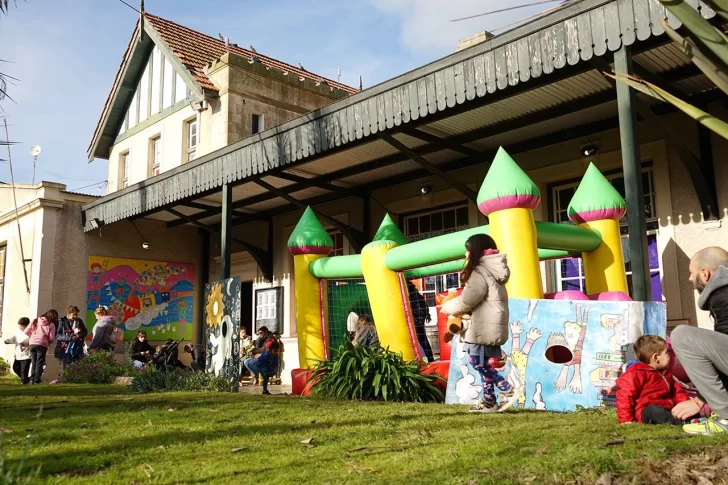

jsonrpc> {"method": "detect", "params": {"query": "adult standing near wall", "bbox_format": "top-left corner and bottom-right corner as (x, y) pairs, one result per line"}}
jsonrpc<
(671, 247), (728, 435)
(55, 305), (88, 369)
(89, 306), (118, 351)
(407, 281), (435, 361)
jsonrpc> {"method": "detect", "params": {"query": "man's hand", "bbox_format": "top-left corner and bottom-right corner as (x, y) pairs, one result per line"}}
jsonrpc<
(672, 398), (702, 420)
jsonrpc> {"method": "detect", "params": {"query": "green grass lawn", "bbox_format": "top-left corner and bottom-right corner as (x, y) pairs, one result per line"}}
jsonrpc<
(1, 378), (727, 484)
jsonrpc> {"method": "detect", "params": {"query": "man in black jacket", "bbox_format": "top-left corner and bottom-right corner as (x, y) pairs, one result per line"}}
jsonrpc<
(184, 343), (206, 372)
(55, 305), (88, 369)
(671, 247), (728, 435)
(407, 281), (435, 361)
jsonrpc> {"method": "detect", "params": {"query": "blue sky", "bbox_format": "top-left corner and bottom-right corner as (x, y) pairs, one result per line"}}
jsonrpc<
(0, 0), (546, 195)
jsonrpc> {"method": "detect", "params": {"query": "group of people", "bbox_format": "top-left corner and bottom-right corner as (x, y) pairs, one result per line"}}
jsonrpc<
(614, 246), (728, 435)
(239, 325), (283, 394)
(3, 305), (123, 384)
(129, 331), (206, 372)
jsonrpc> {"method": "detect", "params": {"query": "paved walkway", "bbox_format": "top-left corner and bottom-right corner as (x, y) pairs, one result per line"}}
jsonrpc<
(237, 381), (292, 395)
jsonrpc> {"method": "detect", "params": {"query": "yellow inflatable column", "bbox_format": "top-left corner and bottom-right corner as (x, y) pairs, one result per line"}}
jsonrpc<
(361, 214), (420, 361)
(287, 207), (333, 367)
(568, 163), (629, 295)
(477, 147), (544, 299)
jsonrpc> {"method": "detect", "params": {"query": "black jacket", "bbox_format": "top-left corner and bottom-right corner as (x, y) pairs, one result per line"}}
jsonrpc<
(131, 340), (155, 362)
(54, 317), (88, 359)
(407, 283), (430, 327)
(189, 344), (206, 366)
(698, 264), (728, 336)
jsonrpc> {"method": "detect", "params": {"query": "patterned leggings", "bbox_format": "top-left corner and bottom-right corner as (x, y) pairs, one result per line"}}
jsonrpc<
(469, 355), (512, 403)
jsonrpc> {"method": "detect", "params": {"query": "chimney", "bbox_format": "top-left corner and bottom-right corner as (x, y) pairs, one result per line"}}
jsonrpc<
(456, 30), (494, 52)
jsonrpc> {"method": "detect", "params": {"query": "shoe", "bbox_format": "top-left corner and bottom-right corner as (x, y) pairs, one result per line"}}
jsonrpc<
(262, 390), (271, 395)
(469, 399), (498, 413)
(683, 414), (728, 435)
(497, 386), (524, 412)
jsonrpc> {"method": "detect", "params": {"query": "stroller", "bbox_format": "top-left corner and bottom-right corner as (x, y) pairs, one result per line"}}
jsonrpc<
(153, 339), (185, 372)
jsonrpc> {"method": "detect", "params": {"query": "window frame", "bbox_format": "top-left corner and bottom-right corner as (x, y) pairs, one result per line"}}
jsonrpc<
(120, 151), (130, 189)
(150, 135), (162, 177)
(252, 113), (264, 135)
(185, 118), (198, 163)
(327, 230), (346, 257)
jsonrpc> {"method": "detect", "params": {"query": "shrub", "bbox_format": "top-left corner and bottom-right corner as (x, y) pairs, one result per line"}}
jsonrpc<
(61, 350), (134, 384)
(130, 368), (235, 393)
(0, 358), (9, 377)
(308, 342), (444, 403)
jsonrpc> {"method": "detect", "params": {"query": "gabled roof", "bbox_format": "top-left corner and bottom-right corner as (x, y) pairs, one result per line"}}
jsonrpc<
(87, 12), (358, 162)
(144, 14), (359, 95)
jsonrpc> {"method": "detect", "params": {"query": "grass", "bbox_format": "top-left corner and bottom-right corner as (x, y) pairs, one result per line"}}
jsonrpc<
(1, 377), (727, 484)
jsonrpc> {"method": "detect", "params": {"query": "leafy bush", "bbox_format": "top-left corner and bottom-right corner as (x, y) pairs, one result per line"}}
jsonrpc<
(308, 342), (444, 403)
(130, 368), (235, 393)
(61, 350), (134, 384)
(0, 358), (9, 378)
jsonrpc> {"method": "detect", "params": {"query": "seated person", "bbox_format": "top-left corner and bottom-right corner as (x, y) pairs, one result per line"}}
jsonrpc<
(130, 330), (154, 369)
(255, 326), (273, 350)
(616, 335), (701, 425)
(153, 339), (185, 372)
(243, 341), (280, 395)
(352, 315), (379, 350)
(184, 343), (206, 372)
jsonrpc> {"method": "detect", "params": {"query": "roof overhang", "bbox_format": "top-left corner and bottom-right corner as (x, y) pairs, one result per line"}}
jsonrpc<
(82, 0), (719, 232)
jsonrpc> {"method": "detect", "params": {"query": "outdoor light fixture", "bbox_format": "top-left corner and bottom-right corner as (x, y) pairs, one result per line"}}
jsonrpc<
(420, 183), (432, 195)
(142, 242), (151, 250)
(581, 144), (598, 157)
(89, 218), (104, 230)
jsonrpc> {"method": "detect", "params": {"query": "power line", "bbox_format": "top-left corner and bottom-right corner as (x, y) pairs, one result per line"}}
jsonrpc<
(451, 0), (564, 22)
(66, 180), (108, 193)
(117, 0), (141, 14)
(34, 166), (107, 182)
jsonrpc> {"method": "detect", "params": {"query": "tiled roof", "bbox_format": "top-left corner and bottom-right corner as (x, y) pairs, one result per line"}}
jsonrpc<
(144, 14), (359, 95)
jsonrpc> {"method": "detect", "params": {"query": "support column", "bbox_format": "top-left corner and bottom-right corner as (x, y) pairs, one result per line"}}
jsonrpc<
(221, 183), (233, 280)
(615, 46), (651, 301)
(199, 229), (210, 345)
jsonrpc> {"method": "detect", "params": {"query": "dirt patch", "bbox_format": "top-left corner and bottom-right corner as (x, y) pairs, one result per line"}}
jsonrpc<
(617, 452), (728, 484)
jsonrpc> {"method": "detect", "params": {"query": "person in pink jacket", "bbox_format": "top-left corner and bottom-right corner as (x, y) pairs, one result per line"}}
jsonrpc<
(24, 310), (58, 384)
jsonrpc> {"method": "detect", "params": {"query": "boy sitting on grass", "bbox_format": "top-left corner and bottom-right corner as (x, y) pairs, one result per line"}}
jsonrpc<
(616, 335), (702, 425)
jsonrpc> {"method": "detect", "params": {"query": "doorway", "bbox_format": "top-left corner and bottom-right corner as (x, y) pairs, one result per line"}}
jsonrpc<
(241, 281), (253, 335)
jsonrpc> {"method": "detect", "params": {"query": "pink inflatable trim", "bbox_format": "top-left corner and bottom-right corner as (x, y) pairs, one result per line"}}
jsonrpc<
(588, 291), (632, 301)
(551, 290), (590, 301)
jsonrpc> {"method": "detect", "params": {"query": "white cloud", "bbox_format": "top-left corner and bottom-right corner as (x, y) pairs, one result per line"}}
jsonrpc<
(368, 0), (553, 54)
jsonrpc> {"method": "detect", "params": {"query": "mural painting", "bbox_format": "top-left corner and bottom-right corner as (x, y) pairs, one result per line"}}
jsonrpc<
(86, 257), (194, 340)
(204, 277), (241, 387)
(445, 298), (667, 411)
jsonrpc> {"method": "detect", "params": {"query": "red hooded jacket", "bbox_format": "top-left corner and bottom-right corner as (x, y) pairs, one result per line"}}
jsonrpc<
(615, 362), (690, 423)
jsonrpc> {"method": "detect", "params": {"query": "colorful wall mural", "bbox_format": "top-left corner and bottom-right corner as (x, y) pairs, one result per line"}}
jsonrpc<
(445, 298), (667, 411)
(204, 277), (241, 387)
(86, 257), (194, 340)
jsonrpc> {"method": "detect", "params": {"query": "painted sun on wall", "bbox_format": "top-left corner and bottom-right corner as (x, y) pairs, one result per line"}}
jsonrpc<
(445, 299), (667, 411)
(86, 257), (195, 340)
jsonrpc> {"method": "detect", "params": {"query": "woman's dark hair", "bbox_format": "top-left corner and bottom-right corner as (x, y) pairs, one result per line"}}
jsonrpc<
(461, 234), (498, 284)
(133, 330), (147, 344)
(44, 309), (59, 325)
(258, 326), (269, 334)
(67, 305), (80, 314)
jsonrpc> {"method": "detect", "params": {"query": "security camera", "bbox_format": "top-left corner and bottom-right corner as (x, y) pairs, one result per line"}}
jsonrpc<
(420, 183), (432, 195)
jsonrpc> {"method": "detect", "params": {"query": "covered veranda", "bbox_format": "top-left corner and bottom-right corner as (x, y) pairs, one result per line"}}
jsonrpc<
(82, 0), (723, 334)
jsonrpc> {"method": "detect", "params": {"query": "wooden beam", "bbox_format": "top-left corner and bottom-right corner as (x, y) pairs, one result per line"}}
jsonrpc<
(166, 207), (273, 282)
(400, 128), (480, 157)
(252, 178), (368, 253)
(379, 133), (478, 203)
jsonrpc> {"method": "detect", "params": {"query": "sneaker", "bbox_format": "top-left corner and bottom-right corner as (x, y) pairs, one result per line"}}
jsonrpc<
(469, 399), (498, 413)
(497, 386), (524, 412)
(683, 414), (728, 435)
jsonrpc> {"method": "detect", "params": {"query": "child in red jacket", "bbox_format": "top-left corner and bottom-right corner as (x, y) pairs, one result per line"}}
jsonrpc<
(616, 335), (700, 425)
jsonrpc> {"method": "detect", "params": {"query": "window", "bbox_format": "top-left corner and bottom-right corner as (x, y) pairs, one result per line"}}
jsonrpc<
(328, 231), (345, 257)
(403, 204), (470, 318)
(252, 114), (264, 135)
(120, 152), (130, 189)
(186, 119), (198, 162)
(0, 245), (5, 329)
(150, 136), (162, 176)
(550, 167), (663, 300)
